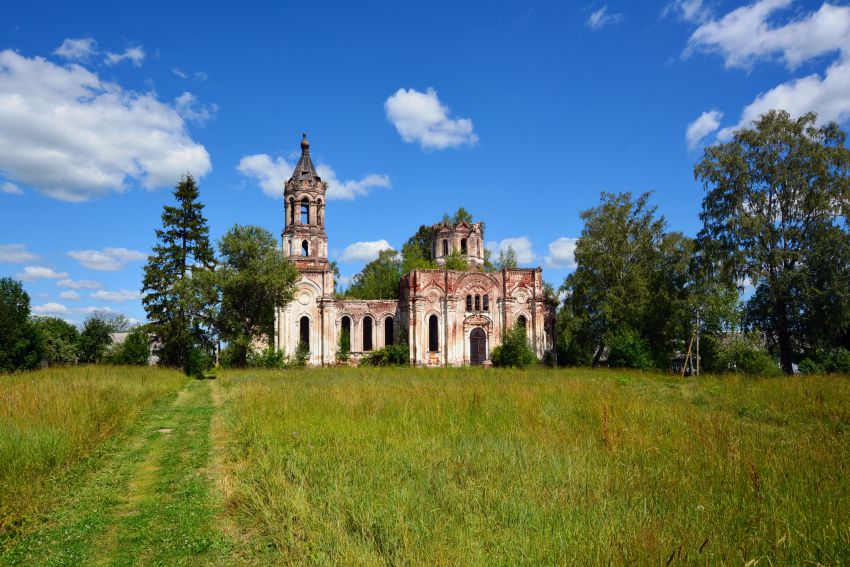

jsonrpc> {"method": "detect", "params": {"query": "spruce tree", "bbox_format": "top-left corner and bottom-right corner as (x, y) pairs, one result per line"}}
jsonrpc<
(142, 174), (216, 374)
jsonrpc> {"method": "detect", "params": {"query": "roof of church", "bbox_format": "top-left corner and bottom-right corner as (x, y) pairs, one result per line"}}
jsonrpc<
(290, 133), (321, 183)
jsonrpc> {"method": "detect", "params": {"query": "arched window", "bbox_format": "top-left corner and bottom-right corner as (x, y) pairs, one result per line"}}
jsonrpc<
(299, 316), (310, 350)
(483, 294), (489, 311)
(341, 316), (351, 351)
(301, 240), (309, 256)
(428, 315), (439, 352)
(474, 294), (481, 311)
(363, 316), (373, 351)
(460, 238), (467, 254)
(288, 197), (295, 226)
(300, 197), (309, 224)
(384, 317), (394, 346)
(442, 239), (449, 256)
(466, 295), (473, 311)
(517, 315), (527, 332)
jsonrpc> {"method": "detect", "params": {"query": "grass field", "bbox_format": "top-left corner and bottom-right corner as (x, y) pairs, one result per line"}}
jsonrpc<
(1, 366), (848, 565)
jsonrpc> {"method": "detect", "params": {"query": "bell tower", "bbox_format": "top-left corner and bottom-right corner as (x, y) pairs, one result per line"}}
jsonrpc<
(282, 134), (329, 270)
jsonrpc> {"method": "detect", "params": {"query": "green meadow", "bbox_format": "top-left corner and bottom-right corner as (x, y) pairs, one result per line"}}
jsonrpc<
(1, 366), (848, 565)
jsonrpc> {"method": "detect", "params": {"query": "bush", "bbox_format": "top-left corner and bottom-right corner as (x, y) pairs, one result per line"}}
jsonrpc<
(106, 328), (150, 365)
(799, 348), (850, 374)
(607, 326), (652, 370)
(248, 348), (287, 368)
(361, 343), (410, 366)
(737, 348), (781, 376)
(32, 316), (78, 366)
(491, 324), (537, 368)
(703, 333), (780, 376)
(291, 341), (310, 368)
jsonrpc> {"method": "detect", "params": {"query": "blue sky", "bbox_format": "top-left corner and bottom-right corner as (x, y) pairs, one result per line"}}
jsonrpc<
(2, 0), (848, 325)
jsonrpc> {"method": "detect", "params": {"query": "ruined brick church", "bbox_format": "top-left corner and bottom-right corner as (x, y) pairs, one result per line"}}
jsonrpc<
(274, 135), (553, 366)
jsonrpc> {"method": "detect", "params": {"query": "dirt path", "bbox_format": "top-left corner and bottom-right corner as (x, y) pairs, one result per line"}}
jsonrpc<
(0, 379), (232, 566)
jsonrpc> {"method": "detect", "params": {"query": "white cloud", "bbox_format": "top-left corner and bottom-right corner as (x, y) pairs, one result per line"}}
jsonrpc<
(174, 92), (217, 123)
(59, 290), (80, 300)
(337, 275), (352, 288)
(718, 58), (850, 140)
(75, 305), (120, 315)
(0, 49), (211, 201)
(172, 68), (188, 79)
(16, 266), (68, 281)
(316, 165), (391, 200)
(586, 6), (624, 30)
(58, 278), (102, 289)
(339, 240), (394, 263)
(545, 237), (579, 269)
(686, 0), (850, 71)
(681, 1), (850, 144)
(0, 243), (38, 263)
(90, 289), (141, 302)
(1, 181), (23, 195)
(67, 247), (146, 271)
(54, 38), (97, 61)
(237, 154), (390, 200)
(686, 109), (724, 149)
(663, 0), (712, 24)
(487, 237), (536, 265)
(32, 302), (71, 315)
(385, 87), (478, 150)
(104, 46), (145, 67)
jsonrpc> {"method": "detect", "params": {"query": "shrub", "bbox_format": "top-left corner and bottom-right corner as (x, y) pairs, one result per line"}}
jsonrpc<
(291, 341), (310, 368)
(336, 329), (350, 363)
(31, 316), (78, 366)
(704, 333), (781, 376)
(491, 324), (537, 368)
(607, 326), (652, 370)
(247, 348), (287, 368)
(798, 357), (822, 375)
(361, 343), (410, 366)
(799, 348), (850, 375)
(106, 328), (150, 365)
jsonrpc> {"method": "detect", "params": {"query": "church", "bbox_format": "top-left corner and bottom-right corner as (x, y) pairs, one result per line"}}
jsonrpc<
(274, 135), (554, 366)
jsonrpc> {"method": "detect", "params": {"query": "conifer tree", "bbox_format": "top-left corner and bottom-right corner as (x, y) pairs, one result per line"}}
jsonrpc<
(142, 174), (216, 374)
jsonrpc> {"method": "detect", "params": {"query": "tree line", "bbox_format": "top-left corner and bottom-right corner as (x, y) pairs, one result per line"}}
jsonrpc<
(2, 110), (848, 375)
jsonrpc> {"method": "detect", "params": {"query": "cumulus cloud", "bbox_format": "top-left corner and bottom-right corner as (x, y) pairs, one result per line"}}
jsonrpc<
(58, 278), (102, 289)
(686, 0), (850, 70)
(385, 87), (478, 150)
(339, 240), (394, 263)
(104, 46), (145, 67)
(32, 302), (71, 315)
(237, 154), (390, 200)
(54, 38), (97, 61)
(487, 237), (536, 265)
(1, 181), (23, 195)
(67, 247), (146, 271)
(680, 1), (850, 145)
(90, 289), (141, 302)
(0, 243), (38, 263)
(686, 109), (724, 149)
(0, 49), (212, 201)
(59, 290), (80, 300)
(545, 237), (579, 269)
(586, 6), (624, 30)
(16, 266), (68, 281)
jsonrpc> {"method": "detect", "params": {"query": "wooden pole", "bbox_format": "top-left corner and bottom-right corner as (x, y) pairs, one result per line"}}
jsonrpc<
(681, 333), (695, 379)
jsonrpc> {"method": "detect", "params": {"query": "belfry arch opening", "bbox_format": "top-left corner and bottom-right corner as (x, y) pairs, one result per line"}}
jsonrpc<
(300, 197), (309, 224)
(301, 240), (309, 256)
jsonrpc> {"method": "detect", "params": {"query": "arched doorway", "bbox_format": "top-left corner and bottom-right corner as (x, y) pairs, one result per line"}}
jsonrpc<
(470, 328), (487, 365)
(384, 317), (394, 346)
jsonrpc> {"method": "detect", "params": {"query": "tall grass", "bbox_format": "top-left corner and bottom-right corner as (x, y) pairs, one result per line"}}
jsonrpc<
(0, 365), (185, 538)
(220, 367), (850, 565)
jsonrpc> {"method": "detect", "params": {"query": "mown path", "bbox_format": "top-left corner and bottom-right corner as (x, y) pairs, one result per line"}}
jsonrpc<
(0, 379), (233, 566)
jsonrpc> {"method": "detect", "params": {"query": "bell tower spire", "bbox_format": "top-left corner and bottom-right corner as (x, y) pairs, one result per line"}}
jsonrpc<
(282, 134), (329, 269)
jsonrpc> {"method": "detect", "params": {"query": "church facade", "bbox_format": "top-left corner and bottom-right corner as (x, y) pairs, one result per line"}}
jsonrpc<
(274, 136), (554, 366)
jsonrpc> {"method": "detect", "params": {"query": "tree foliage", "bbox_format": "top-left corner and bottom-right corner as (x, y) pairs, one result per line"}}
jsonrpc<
(493, 246), (518, 270)
(491, 323), (537, 368)
(216, 224), (300, 366)
(0, 277), (41, 372)
(142, 174), (217, 375)
(346, 249), (403, 299)
(77, 316), (114, 363)
(695, 110), (850, 374)
(32, 316), (78, 365)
